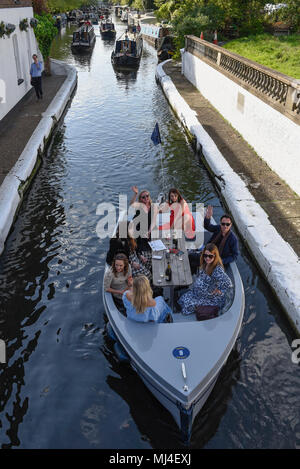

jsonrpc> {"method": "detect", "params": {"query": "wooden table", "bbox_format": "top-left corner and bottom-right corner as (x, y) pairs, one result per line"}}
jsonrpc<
(151, 236), (193, 288)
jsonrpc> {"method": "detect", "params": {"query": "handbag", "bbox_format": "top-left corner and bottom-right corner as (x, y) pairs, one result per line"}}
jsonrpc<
(195, 304), (219, 321)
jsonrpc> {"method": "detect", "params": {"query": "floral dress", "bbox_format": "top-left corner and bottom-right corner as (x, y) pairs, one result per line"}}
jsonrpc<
(178, 265), (232, 315)
(122, 293), (172, 323)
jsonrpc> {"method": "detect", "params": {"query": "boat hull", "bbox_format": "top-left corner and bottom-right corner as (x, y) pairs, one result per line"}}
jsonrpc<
(71, 42), (95, 52)
(103, 267), (244, 442)
(101, 29), (116, 39)
(111, 53), (141, 67)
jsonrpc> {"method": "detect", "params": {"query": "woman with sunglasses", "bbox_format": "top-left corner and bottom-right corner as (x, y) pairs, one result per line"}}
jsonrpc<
(178, 243), (232, 315)
(159, 188), (195, 239)
(129, 186), (158, 274)
(104, 253), (133, 310)
(123, 275), (172, 323)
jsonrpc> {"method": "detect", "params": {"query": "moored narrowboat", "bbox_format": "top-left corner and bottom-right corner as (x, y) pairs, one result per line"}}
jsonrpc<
(100, 19), (116, 39)
(71, 23), (96, 52)
(111, 31), (143, 68)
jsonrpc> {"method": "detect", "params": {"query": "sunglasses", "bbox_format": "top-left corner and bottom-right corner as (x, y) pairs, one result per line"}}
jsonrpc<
(204, 253), (215, 259)
(141, 194), (149, 199)
(221, 222), (231, 227)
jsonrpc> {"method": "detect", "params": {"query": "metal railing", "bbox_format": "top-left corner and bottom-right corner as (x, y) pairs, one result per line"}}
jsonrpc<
(185, 35), (300, 123)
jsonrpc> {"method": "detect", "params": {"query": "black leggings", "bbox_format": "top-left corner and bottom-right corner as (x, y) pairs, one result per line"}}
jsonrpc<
(31, 77), (43, 99)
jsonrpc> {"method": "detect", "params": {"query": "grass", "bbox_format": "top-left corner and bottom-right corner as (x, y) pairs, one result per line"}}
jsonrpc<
(222, 33), (300, 79)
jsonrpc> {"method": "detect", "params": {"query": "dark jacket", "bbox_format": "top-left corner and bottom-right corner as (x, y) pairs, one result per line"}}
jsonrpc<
(204, 217), (238, 265)
(106, 238), (130, 265)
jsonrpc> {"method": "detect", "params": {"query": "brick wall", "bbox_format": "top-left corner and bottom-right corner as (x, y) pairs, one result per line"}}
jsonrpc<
(0, 0), (32, 8)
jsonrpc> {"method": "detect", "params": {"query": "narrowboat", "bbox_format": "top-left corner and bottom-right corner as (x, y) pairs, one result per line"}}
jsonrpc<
(71, 23), (96, 52)
(111, 32), (143, 68)
(100, 19), (116, 39)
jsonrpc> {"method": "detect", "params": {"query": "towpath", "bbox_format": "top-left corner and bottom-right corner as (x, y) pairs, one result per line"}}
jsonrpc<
(163, 60), (300, 257)
(0, 74), (66, 186)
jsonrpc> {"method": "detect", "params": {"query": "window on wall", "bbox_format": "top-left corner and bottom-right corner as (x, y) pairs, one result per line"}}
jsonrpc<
(12, 34), (24, 85)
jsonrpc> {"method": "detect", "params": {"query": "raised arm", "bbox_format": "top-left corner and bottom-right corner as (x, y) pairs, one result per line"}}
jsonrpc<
(204, 205), (219, 233)
(130, 186), (138, 206)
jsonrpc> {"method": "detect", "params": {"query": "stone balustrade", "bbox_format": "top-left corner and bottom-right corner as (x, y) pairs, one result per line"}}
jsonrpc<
(185, 35), (300, 125)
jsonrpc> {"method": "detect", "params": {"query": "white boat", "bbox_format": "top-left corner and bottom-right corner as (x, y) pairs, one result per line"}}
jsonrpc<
(102, 210), (245, 442)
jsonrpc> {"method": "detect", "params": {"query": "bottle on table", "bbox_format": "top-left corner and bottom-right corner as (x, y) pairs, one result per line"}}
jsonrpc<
(165, 262), (172, 281)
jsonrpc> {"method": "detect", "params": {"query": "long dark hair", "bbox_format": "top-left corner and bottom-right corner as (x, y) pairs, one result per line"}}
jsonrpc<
(168, 188), (183, 204)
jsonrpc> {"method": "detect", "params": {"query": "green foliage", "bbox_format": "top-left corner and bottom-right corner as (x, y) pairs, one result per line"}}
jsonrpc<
(223, 33), (300, 78)
(154, 0), (184, 22)
(155, 0), (266, 38)
(33, 14), (57, 59)
(276, 0), (300, 31)
(0, 22), (5, 39)
(47, 0), (99, 13)
(0, 21), (16, 38)
(19, 18), (29, 32)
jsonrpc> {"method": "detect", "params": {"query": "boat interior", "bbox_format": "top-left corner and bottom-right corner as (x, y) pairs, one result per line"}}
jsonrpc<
(106, 209), (235, 324)
(115, 38), (137, 55)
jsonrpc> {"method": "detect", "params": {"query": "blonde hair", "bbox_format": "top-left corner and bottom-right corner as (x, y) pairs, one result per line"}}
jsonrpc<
(200, 243), (223, 276)
(132, 275), (153, 313)
(138, 190), (152, 205)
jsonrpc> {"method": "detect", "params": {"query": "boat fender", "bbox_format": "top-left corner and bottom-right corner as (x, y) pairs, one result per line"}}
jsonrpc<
(113, 341), (130, 363)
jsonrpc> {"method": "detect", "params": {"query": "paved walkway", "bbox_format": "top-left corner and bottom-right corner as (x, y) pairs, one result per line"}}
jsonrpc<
(163, 61), (300, 257)
(0, 74), (66, 186)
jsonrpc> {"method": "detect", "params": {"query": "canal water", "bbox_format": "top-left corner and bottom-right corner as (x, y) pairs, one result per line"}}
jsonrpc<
(0, 17), (299, 449)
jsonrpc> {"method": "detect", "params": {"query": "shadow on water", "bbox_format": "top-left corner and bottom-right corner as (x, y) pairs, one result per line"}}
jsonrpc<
(0, 132), (67, 448)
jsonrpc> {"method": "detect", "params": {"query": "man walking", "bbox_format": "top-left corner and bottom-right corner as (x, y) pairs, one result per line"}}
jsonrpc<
(30, 54), (43, 101)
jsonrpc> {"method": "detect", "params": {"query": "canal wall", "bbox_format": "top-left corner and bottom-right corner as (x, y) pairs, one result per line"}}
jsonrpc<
(0, 58), (77, 256)
(182, 36), (300, 197)
(156, 59), (300, 335)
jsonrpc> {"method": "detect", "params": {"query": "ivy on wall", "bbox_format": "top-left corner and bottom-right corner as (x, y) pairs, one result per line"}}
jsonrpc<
(19, 18), (29, 32)
(0, 21), (16, 38)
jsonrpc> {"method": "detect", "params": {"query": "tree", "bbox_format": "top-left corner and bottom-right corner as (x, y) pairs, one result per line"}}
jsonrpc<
(277, 0), (300, 31)
(32, 0), (49, 15)
(33, 14), (57, 75)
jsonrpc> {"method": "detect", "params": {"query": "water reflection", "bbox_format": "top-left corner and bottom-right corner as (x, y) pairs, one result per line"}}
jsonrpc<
(113, 66), (138, 82)
(0, 131), (67, 448)
(72, 48), (95, 71)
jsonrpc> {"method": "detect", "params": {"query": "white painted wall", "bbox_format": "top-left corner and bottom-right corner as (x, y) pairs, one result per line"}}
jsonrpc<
(0, 7), (41, 121)
(182, 50), (300, 196)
